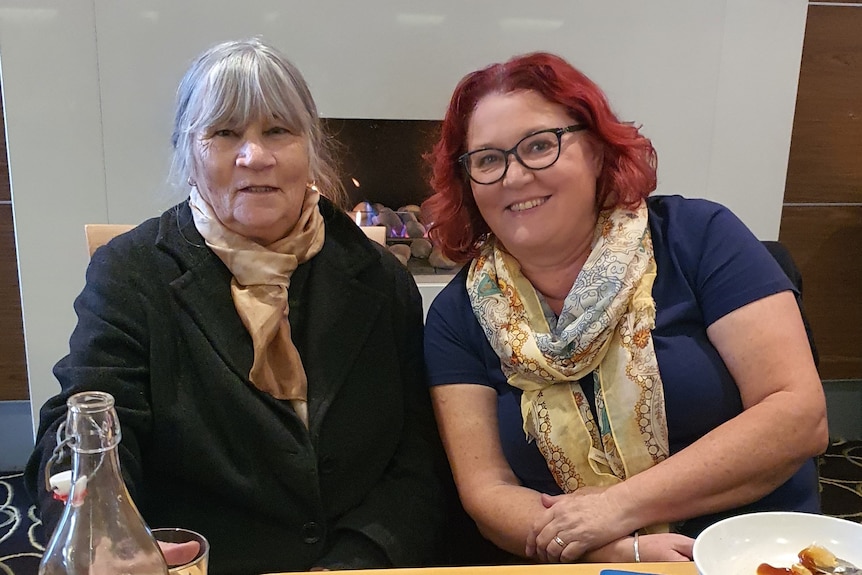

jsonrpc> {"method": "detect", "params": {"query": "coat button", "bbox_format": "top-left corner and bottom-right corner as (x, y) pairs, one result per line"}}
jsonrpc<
(302, 521), (321, 544)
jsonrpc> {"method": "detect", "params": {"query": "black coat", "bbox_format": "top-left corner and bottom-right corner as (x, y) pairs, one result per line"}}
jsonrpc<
(26, 199), (449, 574)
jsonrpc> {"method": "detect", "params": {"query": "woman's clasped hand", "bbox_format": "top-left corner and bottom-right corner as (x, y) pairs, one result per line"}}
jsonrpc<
(527, 490), (693, 562)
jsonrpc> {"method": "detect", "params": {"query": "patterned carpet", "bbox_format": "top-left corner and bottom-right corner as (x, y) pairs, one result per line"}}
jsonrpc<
(817, 439), (862, 522)
(2, 441), (861, 574)
(0, 471), (44, 574)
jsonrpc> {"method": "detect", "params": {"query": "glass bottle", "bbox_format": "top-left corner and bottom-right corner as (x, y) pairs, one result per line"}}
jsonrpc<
(39, 390), (169, 575)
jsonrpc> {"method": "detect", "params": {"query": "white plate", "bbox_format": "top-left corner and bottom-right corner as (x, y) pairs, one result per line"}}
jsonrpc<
(693, 512), (862, 575)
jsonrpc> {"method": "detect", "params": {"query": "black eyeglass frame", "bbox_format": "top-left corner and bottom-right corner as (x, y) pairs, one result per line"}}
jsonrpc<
(458, 124), (587, 185)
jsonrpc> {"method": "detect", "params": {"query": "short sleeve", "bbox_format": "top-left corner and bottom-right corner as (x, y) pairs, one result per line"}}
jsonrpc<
(424, 269), (497, 388)
(656, 197), (795, 327)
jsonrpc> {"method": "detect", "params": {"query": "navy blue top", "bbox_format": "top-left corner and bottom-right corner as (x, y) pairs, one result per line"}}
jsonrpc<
(424, 195), (819, 537)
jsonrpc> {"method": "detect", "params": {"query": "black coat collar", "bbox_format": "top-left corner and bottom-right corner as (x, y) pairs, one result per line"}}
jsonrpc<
(153, 199), (389, 430)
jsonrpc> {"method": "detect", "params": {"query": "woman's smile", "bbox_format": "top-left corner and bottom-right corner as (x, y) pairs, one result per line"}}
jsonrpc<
(238, 185), (279, 194)
(508, 196), (549, 213)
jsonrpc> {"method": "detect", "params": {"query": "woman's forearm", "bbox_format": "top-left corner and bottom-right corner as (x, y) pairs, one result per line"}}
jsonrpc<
(581, 537), (636, 562)
(611, 393), (826, 532)
(614, 293), (828, 533)
(462, 482), (547, 557)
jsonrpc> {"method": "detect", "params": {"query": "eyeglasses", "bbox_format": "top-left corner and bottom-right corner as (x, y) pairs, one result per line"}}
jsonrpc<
(458, 124), (586, 185)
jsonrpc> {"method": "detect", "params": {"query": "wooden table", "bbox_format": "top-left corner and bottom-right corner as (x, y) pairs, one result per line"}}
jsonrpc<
(266, 561), (697, 575)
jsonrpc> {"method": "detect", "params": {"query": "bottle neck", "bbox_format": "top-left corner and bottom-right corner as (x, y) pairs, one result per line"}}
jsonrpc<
(67, 394), (121, 455)
(63, 391), (127, 503)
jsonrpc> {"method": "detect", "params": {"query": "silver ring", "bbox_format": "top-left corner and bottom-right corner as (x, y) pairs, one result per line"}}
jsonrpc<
(553, 535), (566, 548)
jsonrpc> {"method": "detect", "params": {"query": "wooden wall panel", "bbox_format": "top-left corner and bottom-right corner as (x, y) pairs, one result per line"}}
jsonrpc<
(0, 206), (28, 400)
(782, 3), (862, 381)
(779, 206), (862, 380)
(1, 73), (29, 400)
(785, 5), (862, 204)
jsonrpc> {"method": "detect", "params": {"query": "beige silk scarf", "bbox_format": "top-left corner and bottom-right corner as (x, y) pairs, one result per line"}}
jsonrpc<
(189, 185), (324, 427)
(467, 203), (669, 531)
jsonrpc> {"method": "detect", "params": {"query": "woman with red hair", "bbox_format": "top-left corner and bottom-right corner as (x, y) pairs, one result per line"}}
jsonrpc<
(423, 52), (826, 564)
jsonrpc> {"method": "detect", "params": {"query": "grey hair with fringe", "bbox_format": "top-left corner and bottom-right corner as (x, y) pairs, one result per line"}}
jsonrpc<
(169, 38), (345, 208)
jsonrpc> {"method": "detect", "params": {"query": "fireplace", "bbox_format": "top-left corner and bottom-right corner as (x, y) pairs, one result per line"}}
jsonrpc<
(322, 118), (458, 275)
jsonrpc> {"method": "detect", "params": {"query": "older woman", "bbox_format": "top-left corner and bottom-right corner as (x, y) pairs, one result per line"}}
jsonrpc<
(423, 52), (827, 564)
(26, 39), (446, 574)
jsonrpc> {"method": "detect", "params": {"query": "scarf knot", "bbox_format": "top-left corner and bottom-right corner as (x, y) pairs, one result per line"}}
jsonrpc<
(188, 186), (324, 428)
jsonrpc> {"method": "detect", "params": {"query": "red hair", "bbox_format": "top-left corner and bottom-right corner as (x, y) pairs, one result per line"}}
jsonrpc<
(423, 52), (657, 263)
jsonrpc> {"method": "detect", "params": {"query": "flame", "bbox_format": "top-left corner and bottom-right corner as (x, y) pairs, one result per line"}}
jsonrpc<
(351, 178), (360, 188)
(355, 211), (362, 226)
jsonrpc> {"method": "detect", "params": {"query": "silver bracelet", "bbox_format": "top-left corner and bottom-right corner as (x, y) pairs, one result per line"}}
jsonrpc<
(633, 531), (641, 562)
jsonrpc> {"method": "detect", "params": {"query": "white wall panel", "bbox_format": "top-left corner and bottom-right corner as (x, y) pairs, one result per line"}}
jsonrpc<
(707, 0), (808, 238)
(94, 1), (730, 222)
(0, 1), (106, 431)
(0, 0), (807, 432)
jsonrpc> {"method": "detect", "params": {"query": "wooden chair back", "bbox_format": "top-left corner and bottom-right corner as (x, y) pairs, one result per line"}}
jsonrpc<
(84, 224), (135, 258)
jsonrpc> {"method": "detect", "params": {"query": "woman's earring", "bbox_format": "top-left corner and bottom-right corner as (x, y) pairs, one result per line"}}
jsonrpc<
(307, 181), (318, 192)
(187, 177), (196, 188)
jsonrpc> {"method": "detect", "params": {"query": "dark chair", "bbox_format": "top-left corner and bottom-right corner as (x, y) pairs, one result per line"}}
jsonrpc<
(761, 240), (819, 368)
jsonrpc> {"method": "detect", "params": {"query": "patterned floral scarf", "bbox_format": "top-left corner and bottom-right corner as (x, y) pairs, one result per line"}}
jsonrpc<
(467, 203), (669, 524)
(189, 185), (324, 427)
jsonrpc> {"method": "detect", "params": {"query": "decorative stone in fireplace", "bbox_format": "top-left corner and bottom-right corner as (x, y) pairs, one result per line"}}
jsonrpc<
(322, 118), (459, 276)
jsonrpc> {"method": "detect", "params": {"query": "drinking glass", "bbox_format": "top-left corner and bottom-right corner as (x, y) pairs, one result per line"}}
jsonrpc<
(151, 528), (209, 575)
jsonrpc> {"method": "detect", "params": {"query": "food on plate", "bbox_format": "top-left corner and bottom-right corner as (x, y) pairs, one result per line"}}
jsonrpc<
(799, 545), (839, 573)
(757, 544), (859, 575)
